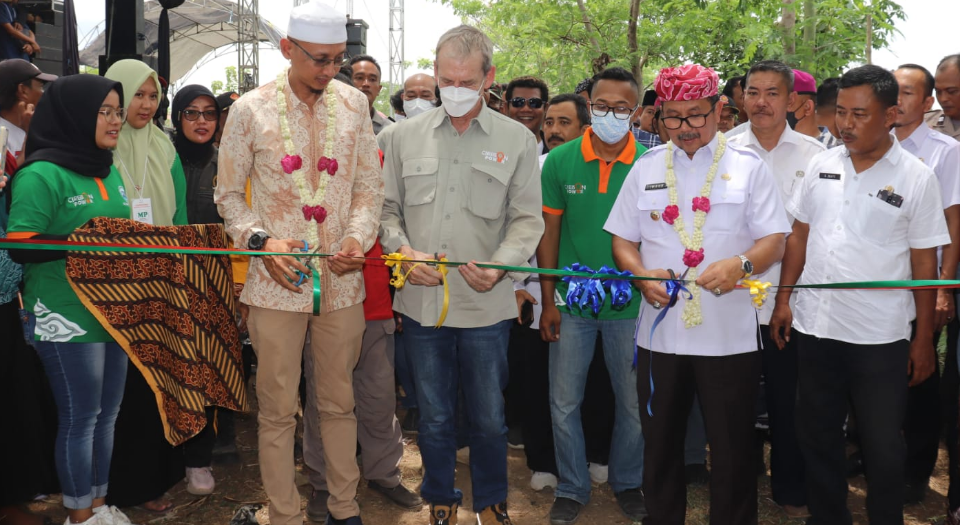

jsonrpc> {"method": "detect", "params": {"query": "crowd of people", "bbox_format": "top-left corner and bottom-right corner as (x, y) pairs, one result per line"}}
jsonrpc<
(3, 2), (960, 525)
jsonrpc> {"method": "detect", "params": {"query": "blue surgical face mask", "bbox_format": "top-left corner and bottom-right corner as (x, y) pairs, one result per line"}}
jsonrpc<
(591, 111), (632, 144)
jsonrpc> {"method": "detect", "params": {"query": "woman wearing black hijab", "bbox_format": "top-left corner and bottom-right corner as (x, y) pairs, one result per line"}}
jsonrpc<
(6, 75), (135, 525)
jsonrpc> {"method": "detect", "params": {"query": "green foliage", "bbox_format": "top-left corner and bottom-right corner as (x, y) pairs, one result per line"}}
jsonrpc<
(210, 66), (239, 95)
(439, 0), (903, 94)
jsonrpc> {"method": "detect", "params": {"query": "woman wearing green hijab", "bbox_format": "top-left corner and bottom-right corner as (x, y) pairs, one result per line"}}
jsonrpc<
(102, 59), (187, 514)
(105, 59), (187, 227)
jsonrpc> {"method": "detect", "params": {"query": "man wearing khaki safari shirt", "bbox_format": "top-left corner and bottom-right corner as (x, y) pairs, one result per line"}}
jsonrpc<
(377, 24), (543, 525)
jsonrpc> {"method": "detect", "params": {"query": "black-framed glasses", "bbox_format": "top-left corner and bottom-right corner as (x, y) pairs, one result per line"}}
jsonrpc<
(98, 107), (126, 122)
(509, 96), (544, 109)
(660, 105), (717, 130)
(182, 109), (218, 122)
(289, 38), (350, 69)
(590, 102), (637, 120)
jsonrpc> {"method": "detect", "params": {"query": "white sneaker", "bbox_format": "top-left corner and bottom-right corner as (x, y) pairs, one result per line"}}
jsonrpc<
(65, 513), (102, 525)
(529, 471), (558, 491)
(588, 462), (608, 484)
(92, 505), (132, 525)
(186, 466), (216, 495)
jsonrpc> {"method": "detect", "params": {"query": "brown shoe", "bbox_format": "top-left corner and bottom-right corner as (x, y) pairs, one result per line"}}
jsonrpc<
(782, 504), (810, 519)
(476, 502), (512, 524)
(430, 503), (458, 525)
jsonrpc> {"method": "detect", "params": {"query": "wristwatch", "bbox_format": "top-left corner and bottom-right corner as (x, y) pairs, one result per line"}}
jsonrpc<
(737, 254), (753, 278)
(248, 231), (271, 251)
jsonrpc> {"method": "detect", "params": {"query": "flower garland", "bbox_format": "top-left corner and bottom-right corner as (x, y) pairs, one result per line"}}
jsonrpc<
(661, 132), (727, 328)
(276, 69), (339, 251)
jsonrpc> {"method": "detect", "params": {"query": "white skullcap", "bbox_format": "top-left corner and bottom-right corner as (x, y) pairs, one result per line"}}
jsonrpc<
(287, 1), (347, 45)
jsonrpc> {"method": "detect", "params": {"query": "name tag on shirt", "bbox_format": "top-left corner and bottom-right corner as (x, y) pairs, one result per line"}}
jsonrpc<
(877, 189), (904, 208)
(132, 198), (154, 225)
(645, 182), (668, 191)
(819, 172), (841, 180)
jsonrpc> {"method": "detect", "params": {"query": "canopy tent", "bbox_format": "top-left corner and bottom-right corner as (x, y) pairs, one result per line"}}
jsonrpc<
(79, 0), (283, 83)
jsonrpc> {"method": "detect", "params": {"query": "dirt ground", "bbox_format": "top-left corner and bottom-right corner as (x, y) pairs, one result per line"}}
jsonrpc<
(26, 378), (953, 525)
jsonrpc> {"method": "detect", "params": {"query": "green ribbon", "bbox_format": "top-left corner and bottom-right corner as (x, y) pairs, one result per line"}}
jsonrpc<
(309, 262), (321, 316)
(2, 239), (959, 291)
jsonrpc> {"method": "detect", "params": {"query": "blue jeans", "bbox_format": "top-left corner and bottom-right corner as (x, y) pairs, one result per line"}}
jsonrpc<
(34, 340), (128, 509)
(550, 313), (644, 504)
(402, 315), (511, 511)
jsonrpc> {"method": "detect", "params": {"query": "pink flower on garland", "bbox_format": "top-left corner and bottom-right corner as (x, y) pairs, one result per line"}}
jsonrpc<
(682, 248), (705, 268)
(662, 205), (679, 225)
(318, 156), (339, 176)
(281, 154), (302, 174)
(692, 196), (711, 213)
(301, 205), (328, 223)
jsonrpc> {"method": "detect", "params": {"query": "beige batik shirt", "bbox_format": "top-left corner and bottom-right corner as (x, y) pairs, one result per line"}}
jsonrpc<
(215, 73), (384, 314)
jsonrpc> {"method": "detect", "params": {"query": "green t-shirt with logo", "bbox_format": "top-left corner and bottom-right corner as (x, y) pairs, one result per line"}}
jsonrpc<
(541, 132), (646, 320)
(8, 162), (131, 342)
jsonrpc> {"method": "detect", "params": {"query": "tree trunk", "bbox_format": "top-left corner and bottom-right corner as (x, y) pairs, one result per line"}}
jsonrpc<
(801, 0), (815, 71)
(575, 0), (602, 55)
(781, 0), (796, 63)
(628, 0), (641, 80)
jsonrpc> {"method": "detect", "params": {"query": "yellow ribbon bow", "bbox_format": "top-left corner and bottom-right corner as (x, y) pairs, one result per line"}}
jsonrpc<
(741, 279), (772, 309)
(382, 253), (451, 328)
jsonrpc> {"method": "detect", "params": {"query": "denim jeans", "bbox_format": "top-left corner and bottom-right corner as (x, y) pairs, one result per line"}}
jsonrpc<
(401, 315), (511, 511)
(34, 340), (128, 509)
(549, 313), (644, 504)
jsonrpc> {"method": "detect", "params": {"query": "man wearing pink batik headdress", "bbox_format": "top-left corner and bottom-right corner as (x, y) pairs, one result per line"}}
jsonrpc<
(604, 63), (790, 525)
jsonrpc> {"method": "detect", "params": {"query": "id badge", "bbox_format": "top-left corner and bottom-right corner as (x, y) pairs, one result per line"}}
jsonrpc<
(132, 198), (154, 225)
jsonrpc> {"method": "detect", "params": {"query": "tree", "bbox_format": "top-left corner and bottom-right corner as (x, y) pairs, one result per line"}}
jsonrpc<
(439, 0), (904, 93)
(210, 66), (239, 95)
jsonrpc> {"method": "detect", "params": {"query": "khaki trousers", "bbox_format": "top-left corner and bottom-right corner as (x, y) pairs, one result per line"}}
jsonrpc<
(304, 318), (404, 491)
(247, 304), (365, 525)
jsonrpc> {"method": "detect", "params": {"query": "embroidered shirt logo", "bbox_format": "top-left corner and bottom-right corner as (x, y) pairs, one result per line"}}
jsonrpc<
(67, 192), (94, 207)
(565, 183), (586, 195)
(482, 150), (508, 163)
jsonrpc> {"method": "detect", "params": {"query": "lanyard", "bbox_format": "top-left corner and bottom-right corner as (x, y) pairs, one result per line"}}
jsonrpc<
(117, 154), (149, 200)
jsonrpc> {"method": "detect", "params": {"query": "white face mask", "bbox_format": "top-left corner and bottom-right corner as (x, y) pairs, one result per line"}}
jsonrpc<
(439, 83), (484, 118)
(402, 98), (437, 119)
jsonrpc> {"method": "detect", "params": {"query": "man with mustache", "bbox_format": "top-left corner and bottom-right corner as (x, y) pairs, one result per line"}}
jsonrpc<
(606, 62), (789, 525)
(893, 62), (960, 513)
(770, 65), (949, 524)
(214, 3), (384, 524)
(926, 54), (960, 142)
(729, 59), (825, 519)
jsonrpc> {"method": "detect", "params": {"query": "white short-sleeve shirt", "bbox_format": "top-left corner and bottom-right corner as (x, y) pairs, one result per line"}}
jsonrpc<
(604, 134), (792, 357)
(729, 126), (826, 324)
(900, 124), (960, 210)
(788, 139), (950, 345)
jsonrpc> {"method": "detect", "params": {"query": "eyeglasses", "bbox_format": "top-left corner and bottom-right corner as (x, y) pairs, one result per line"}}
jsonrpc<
(98, 107), (126, 122)
(289, 38), (350, 69)
(509, 97), (545, 109)
(660, 105), (717, 130)
(182, 109), (219, 122)
(590, 102), (637, 121)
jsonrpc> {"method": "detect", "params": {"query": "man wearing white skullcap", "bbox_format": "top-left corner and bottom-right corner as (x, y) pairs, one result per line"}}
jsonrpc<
(214, 2), (384, 524)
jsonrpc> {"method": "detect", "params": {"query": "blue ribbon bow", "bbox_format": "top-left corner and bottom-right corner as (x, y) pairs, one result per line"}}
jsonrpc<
(635, 270), (692, 417)
(598, 265), (634, 310)
(562, 264), (637, 316)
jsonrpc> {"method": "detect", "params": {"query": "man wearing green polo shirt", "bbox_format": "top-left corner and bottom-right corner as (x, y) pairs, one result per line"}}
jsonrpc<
(537, 66), (647, 525)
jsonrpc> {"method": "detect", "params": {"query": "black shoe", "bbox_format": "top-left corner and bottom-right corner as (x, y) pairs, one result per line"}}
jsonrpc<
(684, 462), (710, 485)
(904, 482), (927, 506)
(845, 451), (864, 478)
(615, 488), (648, 521)
(307, 489), (329, 522)
(368, 480), (423, 509)
(507, 426), (524, 450)
(549, 497), (582, 525)
(324, 516), (363, 525)
(401, 408), (419, 434)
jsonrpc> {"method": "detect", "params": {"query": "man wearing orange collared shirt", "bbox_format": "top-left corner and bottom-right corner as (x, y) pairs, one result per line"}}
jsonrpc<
(536, 67), (648, 524)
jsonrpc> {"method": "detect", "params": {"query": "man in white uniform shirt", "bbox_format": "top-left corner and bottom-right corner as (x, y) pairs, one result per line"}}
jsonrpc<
(770, 65), (950, 525)
(605, 63), (790, 525)
(728, 60), (825, 518)
(892, 63), (960, 507)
